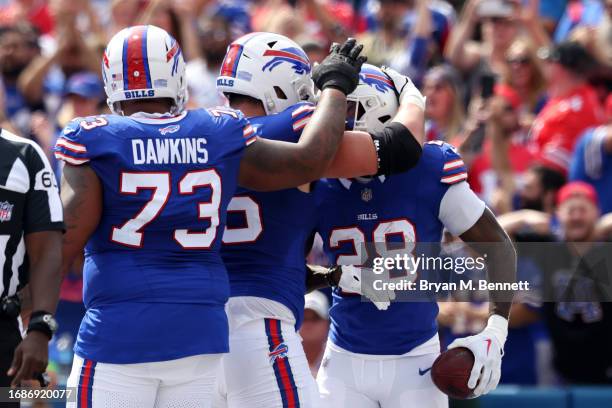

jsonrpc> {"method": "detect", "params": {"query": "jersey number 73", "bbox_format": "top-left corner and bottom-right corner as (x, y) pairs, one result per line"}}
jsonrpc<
(111, 170), (221, 249)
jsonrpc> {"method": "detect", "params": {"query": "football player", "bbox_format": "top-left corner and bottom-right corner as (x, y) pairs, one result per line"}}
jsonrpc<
(54, 25), (365, 407)
(311, 71), (517, 407)
(213, 33), (426, 408)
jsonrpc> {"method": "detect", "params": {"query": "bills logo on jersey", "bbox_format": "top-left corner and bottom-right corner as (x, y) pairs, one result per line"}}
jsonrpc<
(360, 67), (394, 93)
(268, 343), (289, 364)
(0, 201), (13, 222)
(262, 47), (311, 74)
(159, 124), (180, 135)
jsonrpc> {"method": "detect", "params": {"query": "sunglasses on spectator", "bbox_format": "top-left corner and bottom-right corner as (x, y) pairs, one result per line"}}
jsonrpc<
(483, 16), (511, 24)
(506, 56), (530, 65)
(425, 82), (450, 92)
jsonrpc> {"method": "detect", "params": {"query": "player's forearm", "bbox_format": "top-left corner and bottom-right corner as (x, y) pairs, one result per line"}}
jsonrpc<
(239, 89), (347, 190)
(484, 236), (516, 318)
(17, 55), (56, 104)
(297, 88), (347, 172)
(324, 131), (378, 178)
(460, 208), (517, 319)
(391, 101), (425, 145)
(25, 231), (62, 314)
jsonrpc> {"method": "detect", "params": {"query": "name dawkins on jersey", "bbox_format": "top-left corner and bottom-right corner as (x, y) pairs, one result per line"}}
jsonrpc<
(131, 138), (208, 165)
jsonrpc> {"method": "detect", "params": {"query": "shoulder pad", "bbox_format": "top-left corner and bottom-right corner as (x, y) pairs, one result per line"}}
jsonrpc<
(423, 141), (468, 185)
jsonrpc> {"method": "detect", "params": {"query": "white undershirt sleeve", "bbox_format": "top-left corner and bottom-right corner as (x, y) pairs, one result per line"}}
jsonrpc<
(438, 181), (486, 236)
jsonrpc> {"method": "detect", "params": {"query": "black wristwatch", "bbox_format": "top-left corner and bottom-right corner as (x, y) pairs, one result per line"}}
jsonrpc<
(27, 312), (58, 340)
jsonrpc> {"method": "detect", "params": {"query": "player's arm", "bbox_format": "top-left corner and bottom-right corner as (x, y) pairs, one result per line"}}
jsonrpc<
(324, 68), (426, 178)
(305, 264), (341, 293)
(239, 39), (366, 191)
(460, 208), (517, 318)
(8, 140), (64, 387)
(60, 164), (103, 275)
(239, 88), (348, 190)
(438, 177), (515, 397)
(449, 208), (516, 397)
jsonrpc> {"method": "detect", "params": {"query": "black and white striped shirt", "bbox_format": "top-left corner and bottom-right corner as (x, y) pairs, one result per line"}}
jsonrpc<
(0, 129), (64, 298)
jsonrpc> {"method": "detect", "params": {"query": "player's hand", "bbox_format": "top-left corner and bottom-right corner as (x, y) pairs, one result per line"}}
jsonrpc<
(312, 38), (367, 95)
(447, 314), (508, 397)
(381, 66), (426, 111)
(339, 265), (395, 310)
(7, 331), (49, 388)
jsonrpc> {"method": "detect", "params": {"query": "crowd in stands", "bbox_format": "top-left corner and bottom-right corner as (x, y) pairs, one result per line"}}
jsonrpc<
(1, 0), (610, 390)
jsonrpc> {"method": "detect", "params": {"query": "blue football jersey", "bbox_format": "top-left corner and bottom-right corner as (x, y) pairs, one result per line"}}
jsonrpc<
(570, 126), (612, 213)
(54, 108), (254, 363)
(314, 141), (470, 355)
(221, 102), (316, 329)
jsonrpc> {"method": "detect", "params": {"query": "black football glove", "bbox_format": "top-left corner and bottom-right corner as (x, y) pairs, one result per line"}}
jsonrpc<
(312, 38), (367, 95)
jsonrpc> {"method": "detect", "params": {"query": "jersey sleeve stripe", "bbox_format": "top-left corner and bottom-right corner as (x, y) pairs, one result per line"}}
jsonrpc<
(54, 152), (90, 165)
(291, 104), (315, 118)
(441, 172), (468, 184)
(56, 138), (87, 153)
(292, 116), (311, 131)
(443, 159), (464, 171)
(243, 125), (255, 138)
(245, 136), (257, 146)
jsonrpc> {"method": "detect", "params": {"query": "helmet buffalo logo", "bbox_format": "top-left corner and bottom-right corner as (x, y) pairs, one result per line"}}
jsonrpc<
(262, 48), (311, 74)
(360, 69), (394, 93)
(268, 342), (289, 364)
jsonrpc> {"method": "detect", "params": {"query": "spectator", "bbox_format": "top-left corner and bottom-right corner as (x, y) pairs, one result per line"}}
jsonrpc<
(500, 38), (548, 115)
(0, 0), (54, 35)
(497, 165), (566, 240)
(445, 0), (549, 81)
(553, 0), (605, 43)
(570, 122), (612, 213)
(529, 41), (605, 174)
(423, 65), (465, 142)
(17, 7), (101, 118)
(0, 23), (43, 135)
(298, 37), (329, 64)
(183, 13), (232, 108)
(299, 290), (330, 377)
(538, 182), (612, 384)
(29, 72), (105, 165)
(357, 0), (411, 67)
(464, 85), (535, 212)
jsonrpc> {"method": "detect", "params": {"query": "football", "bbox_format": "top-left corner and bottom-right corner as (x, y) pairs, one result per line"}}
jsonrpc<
(431, 347), (475, 399)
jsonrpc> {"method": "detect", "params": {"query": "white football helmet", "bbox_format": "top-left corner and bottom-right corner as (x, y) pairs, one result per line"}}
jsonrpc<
(216, 32), (315, 114)
(102, 25), (188, 115)
(347, 64), (399, 133)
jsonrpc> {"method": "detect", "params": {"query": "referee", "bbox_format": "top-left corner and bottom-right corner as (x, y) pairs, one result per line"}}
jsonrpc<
(0, 128), (63, 396)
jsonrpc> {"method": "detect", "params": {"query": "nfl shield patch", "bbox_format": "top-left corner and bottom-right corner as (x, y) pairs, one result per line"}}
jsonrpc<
(361, 188), (373, 202)
(0, 201), (14, 222)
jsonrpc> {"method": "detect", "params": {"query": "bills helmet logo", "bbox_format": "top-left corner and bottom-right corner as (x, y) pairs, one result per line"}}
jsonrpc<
(262, 47), (311, 74)
(268, 342), (289, 364)
(0, 201), (14, 222)
(166, 39), (182, 76)
(159, 124), (180, 135)
(360, 67), (394, 93)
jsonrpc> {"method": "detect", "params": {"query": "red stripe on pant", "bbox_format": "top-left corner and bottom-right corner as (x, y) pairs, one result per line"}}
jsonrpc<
(78, 359), (94, 408)
(268, 319), (298, 408)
